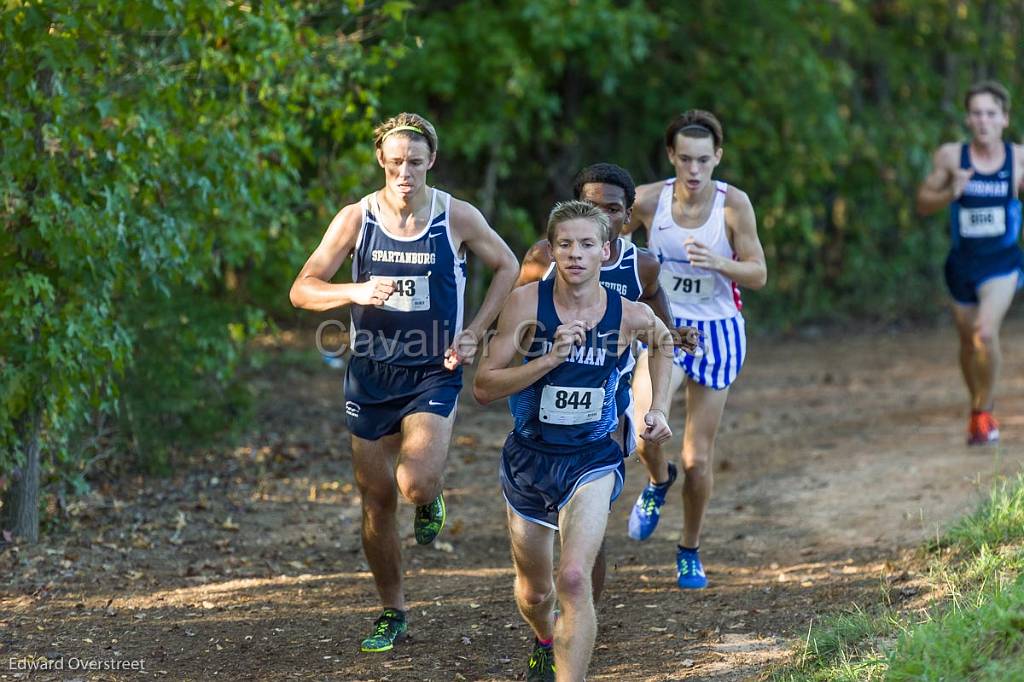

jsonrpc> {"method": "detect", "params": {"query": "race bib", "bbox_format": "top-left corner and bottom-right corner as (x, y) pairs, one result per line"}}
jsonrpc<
(659, 270), (714, 305)
(372, 275), (430, 312)
(539, 385), (604, 425)
(959, 206), (1007, 238)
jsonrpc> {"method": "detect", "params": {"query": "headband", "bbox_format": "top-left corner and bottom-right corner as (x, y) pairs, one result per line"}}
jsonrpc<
(679, 123), (714, 135)
(381, 125), (425, 142)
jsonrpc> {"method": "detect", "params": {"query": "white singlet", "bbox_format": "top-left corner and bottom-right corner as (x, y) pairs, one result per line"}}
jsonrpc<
(648, 179), (741, 321)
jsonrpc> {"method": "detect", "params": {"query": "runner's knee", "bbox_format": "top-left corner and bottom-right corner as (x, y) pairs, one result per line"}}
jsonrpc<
(555, 563), (590, 603)
(360, 485), (398, 517)
(515, 578), (554, 607)
(682, 451), (712, 477)
(395, 472), (441, 506)
(395, 456), (442, 504)
(974, 321), (998, 347)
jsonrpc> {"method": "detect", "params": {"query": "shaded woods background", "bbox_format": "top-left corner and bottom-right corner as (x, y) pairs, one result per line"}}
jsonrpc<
(3, 0), (1024, 538)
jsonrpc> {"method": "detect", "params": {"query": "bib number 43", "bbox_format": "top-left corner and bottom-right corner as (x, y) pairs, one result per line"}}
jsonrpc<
(371, 275), (431, 312)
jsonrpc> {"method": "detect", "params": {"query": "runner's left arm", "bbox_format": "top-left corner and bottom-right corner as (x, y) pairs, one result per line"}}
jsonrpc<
(446, 199), (520, 369)
(624, 300), (673, 444)
(684, 187), (767, 290)
(636, 250), (700, 354)
(1016, 143), (1024, 195)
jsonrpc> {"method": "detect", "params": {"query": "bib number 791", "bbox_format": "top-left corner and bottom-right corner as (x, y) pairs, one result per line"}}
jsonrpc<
(659, 270), (713, 304)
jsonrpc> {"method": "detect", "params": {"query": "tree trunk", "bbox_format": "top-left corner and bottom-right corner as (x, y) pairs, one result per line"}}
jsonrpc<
(1, 65), (55, 544)
(468, 135), (502, 313)
(940, 0), (959, 115)
(2, 409), (42, 544)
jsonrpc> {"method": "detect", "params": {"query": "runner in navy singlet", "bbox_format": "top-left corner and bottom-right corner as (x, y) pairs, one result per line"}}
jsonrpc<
(290, 113), (518, 653)
(917, 81), (1024, 445)
(475, 201), (675, 681)
(515, 163), (699, 601)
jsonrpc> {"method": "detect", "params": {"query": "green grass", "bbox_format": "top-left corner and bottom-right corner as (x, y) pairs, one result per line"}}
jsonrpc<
(772, 472), (1024, 681)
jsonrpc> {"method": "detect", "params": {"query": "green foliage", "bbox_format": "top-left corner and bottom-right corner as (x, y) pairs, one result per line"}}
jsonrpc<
(774, 607), (894, 681)
(5, 0), (1024, 528)
(774, 473), (1024, 680)
(117, 288), (264, 474)
(386, 0), (1024, 328)
(0, 1), (403, 496)
(886, 579), (1024, 681)
(381, 0), (660, 245)
(943, 474), (1024, 554)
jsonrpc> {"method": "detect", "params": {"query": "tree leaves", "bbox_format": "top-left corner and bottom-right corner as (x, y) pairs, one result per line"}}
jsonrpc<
(0, 0), (406, 506)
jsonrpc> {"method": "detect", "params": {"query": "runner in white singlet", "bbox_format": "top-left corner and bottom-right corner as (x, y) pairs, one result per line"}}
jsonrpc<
(625, 109), (767, 590)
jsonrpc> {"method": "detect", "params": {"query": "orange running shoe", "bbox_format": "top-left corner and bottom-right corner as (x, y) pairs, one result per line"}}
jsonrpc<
(968, 410), (1000, 446)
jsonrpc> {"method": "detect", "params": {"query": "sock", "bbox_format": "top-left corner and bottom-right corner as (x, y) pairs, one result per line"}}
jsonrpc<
(677, 544), (699, 553)
(383, 608), (406, 621)
(536, 636), (553, 648)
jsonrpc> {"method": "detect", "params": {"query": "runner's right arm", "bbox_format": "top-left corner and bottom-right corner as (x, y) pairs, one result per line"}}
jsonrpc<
(916, 143), (971, 216)
(289, 204), (395, 311)
(636, 249), (700, 353)
(514, 240), (553, 288)
(622, 182), (662, 237)
(473, 284), (585, 404)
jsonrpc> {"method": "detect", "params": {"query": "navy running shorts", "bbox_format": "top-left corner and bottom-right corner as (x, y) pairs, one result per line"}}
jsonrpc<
(944, 247), (1024, 305)
(343, 355), (461, 441)
(500, 432), (625, 530)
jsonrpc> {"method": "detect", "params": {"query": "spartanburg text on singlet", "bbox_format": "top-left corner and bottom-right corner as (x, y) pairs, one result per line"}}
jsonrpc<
(350, 189), (467, 366)
(509, 279), (633, 446)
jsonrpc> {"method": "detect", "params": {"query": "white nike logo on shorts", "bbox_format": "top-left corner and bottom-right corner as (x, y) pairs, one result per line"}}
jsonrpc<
(428, 400), (444, 406)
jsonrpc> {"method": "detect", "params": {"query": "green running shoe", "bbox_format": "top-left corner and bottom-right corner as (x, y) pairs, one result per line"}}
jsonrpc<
(359, 609), (407, 653)
(527, 639), (556, 682)
(414, 492), (446, 545)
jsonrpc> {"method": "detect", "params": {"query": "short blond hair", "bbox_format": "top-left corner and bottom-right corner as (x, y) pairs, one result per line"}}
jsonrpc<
(373, 113), (438, 155)
(546, 200), (610, 245)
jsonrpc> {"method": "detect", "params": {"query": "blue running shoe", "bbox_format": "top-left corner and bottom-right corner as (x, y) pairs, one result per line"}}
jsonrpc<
(676, 546), (707, 589)
(628, 462), (677, 541)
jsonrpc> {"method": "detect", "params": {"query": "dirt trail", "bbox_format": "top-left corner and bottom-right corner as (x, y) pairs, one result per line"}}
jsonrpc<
(3, 317), (1023, 681)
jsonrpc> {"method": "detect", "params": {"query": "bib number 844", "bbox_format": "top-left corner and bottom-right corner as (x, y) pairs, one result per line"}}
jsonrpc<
(539, 385), (604, 425)
(554, 389), (592, 410)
